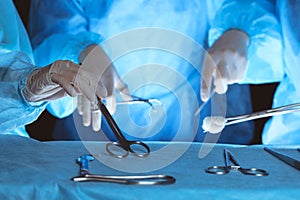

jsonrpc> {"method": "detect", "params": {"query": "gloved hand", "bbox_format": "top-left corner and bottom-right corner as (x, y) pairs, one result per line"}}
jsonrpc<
(23, 60), (107, 102)
(77, 44), (131, 131)
(201, 29), (250, 102)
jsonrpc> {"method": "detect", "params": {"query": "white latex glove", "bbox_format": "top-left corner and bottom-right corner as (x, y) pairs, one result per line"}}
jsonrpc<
(23, 60), (107, 102)
(201, 29), (250, 102)
(77, 44), (131, 131)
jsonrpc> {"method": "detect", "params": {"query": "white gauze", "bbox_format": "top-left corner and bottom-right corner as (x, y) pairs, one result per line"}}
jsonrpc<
(202, 116), (226, 134)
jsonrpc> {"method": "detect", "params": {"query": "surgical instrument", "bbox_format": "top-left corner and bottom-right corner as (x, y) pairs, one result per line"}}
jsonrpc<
(205, 149), (269, 176)
(97, 97), (151, 158)
(225, 102), (300, 126)
(264, 147), (300, 170)
(72, 154), (176, 185)
(202, 102), (300, 134)
(116, 95), (162, 109)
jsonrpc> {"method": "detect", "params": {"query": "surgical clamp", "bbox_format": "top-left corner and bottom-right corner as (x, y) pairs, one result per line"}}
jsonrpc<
(205, 149), (269, 176)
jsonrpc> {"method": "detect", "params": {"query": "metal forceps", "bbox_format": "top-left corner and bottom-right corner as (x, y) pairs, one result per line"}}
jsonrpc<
(205, 149), (269, 176)
(116, 95), (162, 109)
(72, 155), (176, 185)
(225, 102), (300, 126)
(97, 97), (150, 158)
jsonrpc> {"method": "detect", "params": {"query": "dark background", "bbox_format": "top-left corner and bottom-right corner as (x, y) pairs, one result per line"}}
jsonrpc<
(13, 0), (279, 144)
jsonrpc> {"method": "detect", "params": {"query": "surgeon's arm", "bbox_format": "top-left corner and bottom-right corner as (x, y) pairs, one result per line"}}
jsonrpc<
(29, 1), (130, 131)
(0, 1), (48, 134)
(29, 1), (102, 118)
(0, 53), (109, 134)
(202, 0), (284, 101)
(0, 52), (47, 134)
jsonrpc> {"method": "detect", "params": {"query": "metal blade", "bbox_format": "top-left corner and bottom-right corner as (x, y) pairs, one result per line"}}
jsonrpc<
(264, 147), (300, 170)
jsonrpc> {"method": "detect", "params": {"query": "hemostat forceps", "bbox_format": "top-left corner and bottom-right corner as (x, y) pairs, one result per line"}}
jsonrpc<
(72, 155), (176, 185)
(225, 102), (300, 126)
(205, 149), (268, 176)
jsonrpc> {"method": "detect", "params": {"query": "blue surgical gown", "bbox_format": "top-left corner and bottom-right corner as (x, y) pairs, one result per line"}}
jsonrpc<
(209, 0), (284, 84)
(30, 0), (254, 143)
(0, 0), (47, 136)
(262, 0), (300, 144)
(211, 0), (300, 144)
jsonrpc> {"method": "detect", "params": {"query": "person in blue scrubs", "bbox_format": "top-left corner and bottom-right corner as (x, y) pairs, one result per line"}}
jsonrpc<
(0, 0), (40, 136)
(262, 0), (300, 144)
(29, 0), (273, 144)
(206, 0), (298, 144)
(0, 0), (110, 138)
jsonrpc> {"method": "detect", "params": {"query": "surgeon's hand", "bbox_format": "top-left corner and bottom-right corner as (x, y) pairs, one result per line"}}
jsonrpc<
(23, 60), (107, 102)
(201, 29), (250, 102)
(77, 44), (131, 131)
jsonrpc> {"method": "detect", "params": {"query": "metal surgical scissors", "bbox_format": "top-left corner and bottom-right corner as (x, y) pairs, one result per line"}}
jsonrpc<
(97, 97), (150, 158)
(72, 155), (176, 185)
(205, 149), (269, 176)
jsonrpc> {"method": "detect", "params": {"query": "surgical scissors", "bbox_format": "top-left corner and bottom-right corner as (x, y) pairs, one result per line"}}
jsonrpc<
(205, 149), (269, 176)
(97, 97), (150, 158)
(225, 102), (300, 126)
(72, 155), (176, 185)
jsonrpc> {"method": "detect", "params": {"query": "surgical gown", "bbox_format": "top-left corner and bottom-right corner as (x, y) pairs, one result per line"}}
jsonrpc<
(208, 0), (284, 84)
(0, 0), (47, 136)
(211, 0), (300, 144)
(262, 0), (300, 144)
(29, 0), (255, 143)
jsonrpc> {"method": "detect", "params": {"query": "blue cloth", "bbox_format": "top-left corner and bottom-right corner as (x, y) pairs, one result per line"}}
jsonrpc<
(262, 0), (300, 144)
(0, 0), (47, 136)
(30, 0), (254, 143)
(1, 134), (300, 199)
